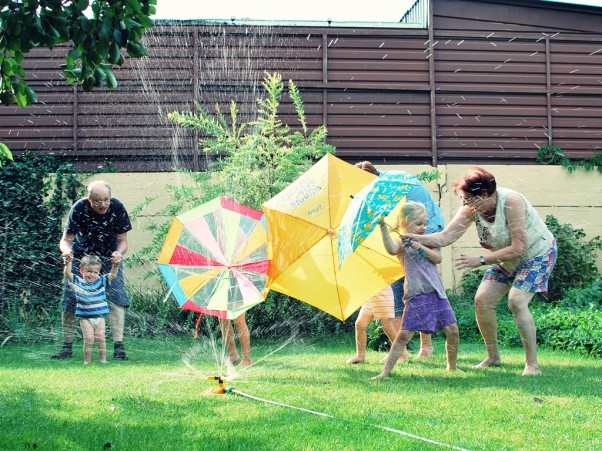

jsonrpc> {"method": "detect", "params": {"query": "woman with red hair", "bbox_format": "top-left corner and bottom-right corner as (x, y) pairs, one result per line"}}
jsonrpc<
(403, 167), (556, 376)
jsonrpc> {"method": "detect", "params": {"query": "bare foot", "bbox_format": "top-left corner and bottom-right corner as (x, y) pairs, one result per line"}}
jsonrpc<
(84, 361), (92, 365)
(522, 365), (542, 376)
(346, 356), (365, 364)
(370, 372), (390, 380)
(446, 366), (464, 373)
(228, 353), (241, 365)
(473, 357), (501, 369)
(100, 360), (108, 364)
(416, 347), (433, 359)
(238, 358), (253, 368)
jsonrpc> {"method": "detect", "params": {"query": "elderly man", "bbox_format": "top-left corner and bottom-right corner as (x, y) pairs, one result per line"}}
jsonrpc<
(52, 180), (133, 360)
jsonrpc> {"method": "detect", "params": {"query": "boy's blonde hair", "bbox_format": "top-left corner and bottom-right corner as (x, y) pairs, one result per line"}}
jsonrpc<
(397, 201), (427, 232)
(80, 254), (102, 269)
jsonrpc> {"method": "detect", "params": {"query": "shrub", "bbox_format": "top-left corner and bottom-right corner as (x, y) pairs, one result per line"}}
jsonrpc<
(536, 304), (602, 357)
(124, 282), (198, 338)
(366, 320), (390, 352)
(536, 145), (602, 173)
(245, 291), (354, 338)
(366, 319), (419, 352)
(0, 153), (83, 341)
(555, 280), (602, 309)
(544, 215), (602, 303)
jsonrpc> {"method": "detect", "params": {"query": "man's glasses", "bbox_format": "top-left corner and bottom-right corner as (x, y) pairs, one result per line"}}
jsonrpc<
(91, 198), (111, 206)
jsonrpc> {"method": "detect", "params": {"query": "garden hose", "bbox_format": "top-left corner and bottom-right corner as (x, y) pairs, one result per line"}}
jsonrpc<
(225, 387), (470, 450)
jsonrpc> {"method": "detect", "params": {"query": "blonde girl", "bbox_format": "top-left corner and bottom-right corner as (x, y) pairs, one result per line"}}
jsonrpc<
(372, 202), (460, 379)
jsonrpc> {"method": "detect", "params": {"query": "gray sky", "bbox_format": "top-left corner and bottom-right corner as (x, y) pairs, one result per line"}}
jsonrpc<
(153, 0), (602, 22)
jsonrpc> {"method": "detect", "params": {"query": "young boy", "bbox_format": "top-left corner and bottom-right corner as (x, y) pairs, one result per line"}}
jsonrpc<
(63, 253), (120, 364)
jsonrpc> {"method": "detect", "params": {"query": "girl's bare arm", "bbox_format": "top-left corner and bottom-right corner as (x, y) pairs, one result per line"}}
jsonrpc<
(409, 240), (442, 264)
(379, 222), (403, 256)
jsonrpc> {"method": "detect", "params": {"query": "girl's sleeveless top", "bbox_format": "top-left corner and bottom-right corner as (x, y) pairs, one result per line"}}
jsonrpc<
(402, 245), (447, 303)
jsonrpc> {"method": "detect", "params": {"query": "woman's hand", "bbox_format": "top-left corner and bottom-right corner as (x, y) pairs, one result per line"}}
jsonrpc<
(401, 233), (417, 243)
(455, 254), (481, 270)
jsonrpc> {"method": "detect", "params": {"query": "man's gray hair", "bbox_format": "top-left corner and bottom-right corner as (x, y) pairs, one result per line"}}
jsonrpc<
(87, 180), (111, 196)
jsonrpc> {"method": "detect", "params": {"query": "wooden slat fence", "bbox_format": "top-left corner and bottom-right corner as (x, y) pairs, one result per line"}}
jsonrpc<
(0, 0), (600, 171)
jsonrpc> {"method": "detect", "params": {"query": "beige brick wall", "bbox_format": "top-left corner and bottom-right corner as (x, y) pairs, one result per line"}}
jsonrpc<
(84, 166), (601, 290)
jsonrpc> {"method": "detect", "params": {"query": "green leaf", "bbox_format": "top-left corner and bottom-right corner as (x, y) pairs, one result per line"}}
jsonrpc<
(93, 67), (107, 85)
(67, 48), (80, 64)
(125, 0), (142, 12)
(126, 41), (148, 57)
(108, 41), (121, 64)
(0, 142), (14, 163)
(24, 85), (38, 104)
(14, 90), (28, 108)
(105, 69), (118, 89)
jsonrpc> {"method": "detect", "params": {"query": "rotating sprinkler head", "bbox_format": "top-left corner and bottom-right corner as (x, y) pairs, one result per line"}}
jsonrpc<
(205, 376), (230, 395)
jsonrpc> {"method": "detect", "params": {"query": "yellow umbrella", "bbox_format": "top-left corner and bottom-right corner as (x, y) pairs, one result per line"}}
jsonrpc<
(261, 153), (404, 321)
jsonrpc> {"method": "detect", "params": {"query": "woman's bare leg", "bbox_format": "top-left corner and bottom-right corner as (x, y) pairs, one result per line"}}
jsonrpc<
(473, 281), (509, 368)
(108, 305), (125, 342)
(347, 308), (372, 364)
(507, 288), (541, 375)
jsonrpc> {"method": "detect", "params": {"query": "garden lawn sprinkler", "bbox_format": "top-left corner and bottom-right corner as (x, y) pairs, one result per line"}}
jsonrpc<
(205, 376), (227, 395)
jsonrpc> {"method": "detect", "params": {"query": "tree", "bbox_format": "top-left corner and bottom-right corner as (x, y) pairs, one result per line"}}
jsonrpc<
(0, 0), (156, 107)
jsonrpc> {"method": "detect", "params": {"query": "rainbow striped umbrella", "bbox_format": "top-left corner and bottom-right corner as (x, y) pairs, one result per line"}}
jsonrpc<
(157, 196), (268, 319)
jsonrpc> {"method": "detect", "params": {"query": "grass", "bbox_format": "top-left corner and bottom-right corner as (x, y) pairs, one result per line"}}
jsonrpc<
(0, 333), (600, 450)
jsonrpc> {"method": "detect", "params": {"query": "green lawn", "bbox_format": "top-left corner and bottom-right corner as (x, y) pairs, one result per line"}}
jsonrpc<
(0, 334), (600, 450)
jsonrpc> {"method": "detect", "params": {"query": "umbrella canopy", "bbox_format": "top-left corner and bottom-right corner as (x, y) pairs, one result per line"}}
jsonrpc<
(261, 153), (403, 321)
(157, 196), (268, 319)
(338, 171), (419, 267)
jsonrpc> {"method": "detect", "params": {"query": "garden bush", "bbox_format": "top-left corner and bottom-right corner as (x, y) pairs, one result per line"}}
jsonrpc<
(124, 281), (199, 338)
(0, 152), (83, 341)
(123, 284), (355, 340)
(544, 215), (602, 303)
(536, 304), (602, 357)
(245, 291), (354, 338)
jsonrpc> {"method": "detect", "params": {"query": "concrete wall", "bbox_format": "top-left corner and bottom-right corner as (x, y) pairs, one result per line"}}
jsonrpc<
(86, 166), (601, 290)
